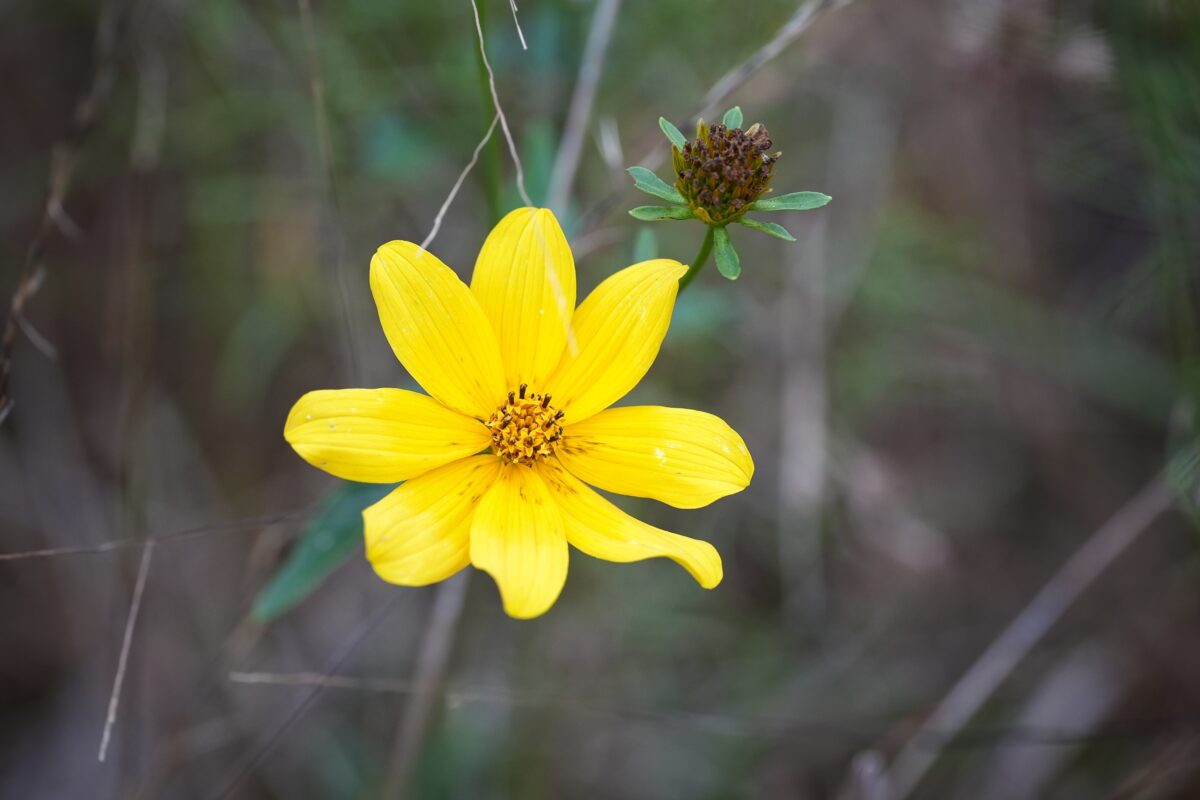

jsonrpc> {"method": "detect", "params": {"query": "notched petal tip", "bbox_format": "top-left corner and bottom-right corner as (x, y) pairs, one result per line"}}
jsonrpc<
(368, 238), (507, 418)
(482, 571), (563, 619)
(472, 205), (576, 389)
(540, 461), (724, 590)
(633, 258), (688, 281)
(282, 391), (315, 441)
(372, 239), (421, 262)
(691, 539), (724, 590)
(469, 467), (569, 620)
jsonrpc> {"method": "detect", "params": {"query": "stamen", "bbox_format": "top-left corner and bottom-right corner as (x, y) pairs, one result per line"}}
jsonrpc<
(485, 387), (565, 465)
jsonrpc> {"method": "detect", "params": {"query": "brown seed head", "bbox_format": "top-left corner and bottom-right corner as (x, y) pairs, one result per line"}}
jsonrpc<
(673, 121), (780, 225)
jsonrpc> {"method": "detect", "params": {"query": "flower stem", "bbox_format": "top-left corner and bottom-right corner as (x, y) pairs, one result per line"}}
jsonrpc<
(472, 0), (504, 223)
(678, 225), (715, 294)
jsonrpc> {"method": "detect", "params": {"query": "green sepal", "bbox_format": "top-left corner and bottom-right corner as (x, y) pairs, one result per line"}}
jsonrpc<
(251, 481), (393, 623)
(658, 117), (687, 149)
(752, 191), (832, 212)
(736, 217), (796, 241)
(713, 226), (741, 279)
(629, 205), (694, 221)
(722, 106), (743, 129)
(627, 166), (685, 205)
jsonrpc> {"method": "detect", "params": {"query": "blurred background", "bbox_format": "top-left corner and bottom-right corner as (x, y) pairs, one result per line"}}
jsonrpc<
(3, 0), (1200, 797)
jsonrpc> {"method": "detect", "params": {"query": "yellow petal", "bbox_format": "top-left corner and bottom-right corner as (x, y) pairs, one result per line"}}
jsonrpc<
(545, 259), (686, 424)
(471, 208), (576, 389)
(371, 241), (506, 418)
(469, 465), (569, 618)
(556, 406), (753, 509)
(284, 388), (491, 482)
(539, 460), (722, 589)
(364, 455), (502, 586)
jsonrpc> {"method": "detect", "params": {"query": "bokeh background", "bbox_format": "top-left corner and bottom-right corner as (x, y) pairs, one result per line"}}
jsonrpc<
(3, 0), (1200, 797)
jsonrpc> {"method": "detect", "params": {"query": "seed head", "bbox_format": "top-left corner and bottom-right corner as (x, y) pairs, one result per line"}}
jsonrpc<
(673, 120), (780, 225)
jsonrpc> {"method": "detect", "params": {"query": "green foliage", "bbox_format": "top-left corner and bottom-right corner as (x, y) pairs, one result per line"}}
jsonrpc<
(629, 205), (693, 221)
(847, 214), (1177, 425)
(658, 116), (688, 149)
(752, 191), (831, 211)
(735, 217), (795, 241)
(721, 105), (743, 128)
(1167, 397), (1200, 529)
(1102, 1), (1200, 496)
(251, 481), (393, 623)
(627, 166), (686, 205)
(712, 226), (740, 279)
(1168, 432), (1200, 527)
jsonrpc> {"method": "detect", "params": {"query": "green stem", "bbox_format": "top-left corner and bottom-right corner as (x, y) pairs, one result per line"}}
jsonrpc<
(677, 226), (715, 294)
(472, 0), (503, 223)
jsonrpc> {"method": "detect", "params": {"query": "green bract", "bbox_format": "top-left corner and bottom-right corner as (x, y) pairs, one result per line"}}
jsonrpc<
(627, 166), (686, 205)
(713, 227), (740, 280)
(630, 107), (831, 282)
(629, 205), (693, 221)
(736, 217), (795, 241)
(752, 191), (832, 212)
(658, 116), (687, 149)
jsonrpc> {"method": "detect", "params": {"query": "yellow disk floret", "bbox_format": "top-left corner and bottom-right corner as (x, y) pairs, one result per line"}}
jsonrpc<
(485, 384), (565, 465)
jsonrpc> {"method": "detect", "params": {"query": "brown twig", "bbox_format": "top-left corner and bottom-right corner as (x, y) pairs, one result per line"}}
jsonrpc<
(884, 474), (1174, 799)
(697, 0), (851, 120)
(577, 0), (856, 234)
(97, 539), (155, 762)
(679, 0), (851, 147)
(380, 572), (472, 799)
(544, 0), (622, 214)
(229, 668), (1200, 748)
(0, 509), (307, 562)
(0, 0), (128, 424)
(214, 595), (401, 799)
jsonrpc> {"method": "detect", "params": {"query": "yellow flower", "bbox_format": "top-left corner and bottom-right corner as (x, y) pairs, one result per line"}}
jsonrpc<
(284, 208), (753, 618)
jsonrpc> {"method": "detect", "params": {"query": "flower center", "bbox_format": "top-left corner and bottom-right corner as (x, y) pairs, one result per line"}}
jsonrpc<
(484, 384), (565, 465)
(674, 121), (779, 224)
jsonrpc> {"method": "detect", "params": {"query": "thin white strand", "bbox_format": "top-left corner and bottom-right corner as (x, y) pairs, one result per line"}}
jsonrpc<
(98, 540), (155, 762)
(509, 0), (527, 50)
(420, 113), (500, 252)
(470, 0), (532, 206)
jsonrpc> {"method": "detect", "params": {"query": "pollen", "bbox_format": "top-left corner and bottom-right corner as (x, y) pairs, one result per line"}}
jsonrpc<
(484, 383), (565, 465)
